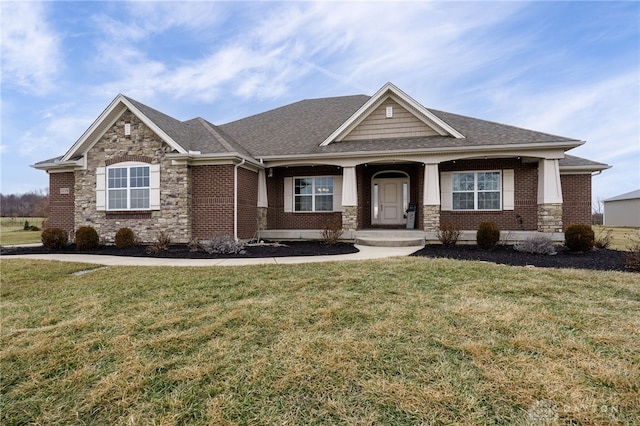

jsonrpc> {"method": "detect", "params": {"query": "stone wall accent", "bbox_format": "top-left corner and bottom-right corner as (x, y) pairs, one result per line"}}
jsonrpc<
(257, 207), (268, 230)
(537, 203), (563, 233)
(342, 206), (358, 231)
(423, 205), (440, 232)
(74, 109), (191, 243)
(48, 172), (75, 234)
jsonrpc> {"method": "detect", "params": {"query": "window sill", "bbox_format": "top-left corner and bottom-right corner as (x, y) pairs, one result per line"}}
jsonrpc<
(106, 211), (153, 219)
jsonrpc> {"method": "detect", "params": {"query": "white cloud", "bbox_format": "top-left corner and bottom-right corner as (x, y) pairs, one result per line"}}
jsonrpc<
(0, 2), (62, 94)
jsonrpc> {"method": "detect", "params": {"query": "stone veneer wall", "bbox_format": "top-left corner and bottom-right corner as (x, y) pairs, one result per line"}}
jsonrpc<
(537, 203), (563, 233)
(423, 205), (440, 232)
(342, 206), (357, 231)
(74, 110), (191, 243)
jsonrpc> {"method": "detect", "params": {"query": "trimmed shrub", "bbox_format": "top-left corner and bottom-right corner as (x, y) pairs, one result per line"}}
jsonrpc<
(75, 226), (99, 250)
(564, 224), (594, 252)
(41, 227), (68, 249)
(514, 235), (556, 255)
(115, 227), (136, 249)
(202, 235), (246, 254)
(437, 221), (462, 246)
(321, 221), (344, 245)
(476, 221), (500, 250)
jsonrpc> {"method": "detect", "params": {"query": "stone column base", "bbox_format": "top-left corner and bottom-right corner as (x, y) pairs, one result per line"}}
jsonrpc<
(537, 203), (563, 233)
(342, 206), (358, 231)
(257, 207), (268, 230)
(423, 205), (440, 232)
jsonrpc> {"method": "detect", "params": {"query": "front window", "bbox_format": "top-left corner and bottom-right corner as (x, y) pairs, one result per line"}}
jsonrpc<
(107, 165), (150, 210)
(294, 177), (333, 212)
(452, 171), (501, 210)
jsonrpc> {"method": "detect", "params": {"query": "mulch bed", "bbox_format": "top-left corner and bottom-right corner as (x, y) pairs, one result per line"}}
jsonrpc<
(0, 241), (359, 259)
(411, 244), (638, 273)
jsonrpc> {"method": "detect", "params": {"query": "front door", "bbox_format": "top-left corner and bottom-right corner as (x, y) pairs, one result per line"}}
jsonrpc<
(372, 176), (408, 225)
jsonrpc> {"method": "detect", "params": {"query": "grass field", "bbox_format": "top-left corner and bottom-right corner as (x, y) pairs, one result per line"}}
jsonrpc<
(1, 258), (638, 425)
(593, 225), (640, 251)
(0, 217), (45, 246)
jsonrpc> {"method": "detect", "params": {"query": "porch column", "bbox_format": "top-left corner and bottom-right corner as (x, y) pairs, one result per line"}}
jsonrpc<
(257, 169), (268, 230)
(423, 163), (440, 232)
(341, 166), (358, 232)
(537, 159), (563, 233)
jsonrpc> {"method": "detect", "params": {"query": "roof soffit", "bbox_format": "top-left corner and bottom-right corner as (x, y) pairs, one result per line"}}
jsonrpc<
(61, 95), (188, 161)
(320, 82), (465, 147)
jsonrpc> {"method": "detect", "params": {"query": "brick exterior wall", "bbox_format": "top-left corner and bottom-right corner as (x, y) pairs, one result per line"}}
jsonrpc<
(237, 167), (258, 239)
(73, 110), (191, 243)
(266, 166), (342, 229)
(48, 172), (75, 234)
(561, 174), (592, 228)
(192, 165), (234, 239)
(439, 158), (538, 231)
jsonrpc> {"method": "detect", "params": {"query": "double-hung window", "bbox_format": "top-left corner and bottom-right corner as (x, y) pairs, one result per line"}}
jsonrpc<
(294, 177), (334, 212)
(107, 165), (150, 210)
(452, 171), (501, 210)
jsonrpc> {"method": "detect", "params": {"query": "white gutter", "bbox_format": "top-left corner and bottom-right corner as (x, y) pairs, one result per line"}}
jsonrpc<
(234, 158), (246, 242)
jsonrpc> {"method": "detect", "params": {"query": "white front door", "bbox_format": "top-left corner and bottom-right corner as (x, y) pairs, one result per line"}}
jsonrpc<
(373, 178), (408, 225)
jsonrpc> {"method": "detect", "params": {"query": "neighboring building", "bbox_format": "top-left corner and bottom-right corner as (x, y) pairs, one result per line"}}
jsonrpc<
(604, 189), (640, 227)
(34, 82), (609, 244)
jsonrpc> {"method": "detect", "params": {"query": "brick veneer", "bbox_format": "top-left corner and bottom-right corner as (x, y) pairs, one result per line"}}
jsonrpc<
(237, 167), (258, 239)
(48, 172), (75, 233)
(561, 174), (592, 229)
(266, 166), (342, 229)
(73, 110), (191, 243)
(439, 158), (538, 231)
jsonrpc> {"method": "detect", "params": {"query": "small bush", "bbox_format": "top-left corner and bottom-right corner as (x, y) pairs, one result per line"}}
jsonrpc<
(564, 224), (594, 252)
(41, 227), (68, 249)
(514, 235), (556, 255)
(476, 221), (500, 250)
(437, 221), (462, 246)
(115, 227), (136, 249)
(23, 220), (30, 231)
(146, 230), (172, 254)
(188, 238), (203, 252)
(75, 226), (99, 250)
(321, 221), (344, 245)
(202, 235), (246, 254)
(594, 228), (614, 249)
(625, 231), (640, 270)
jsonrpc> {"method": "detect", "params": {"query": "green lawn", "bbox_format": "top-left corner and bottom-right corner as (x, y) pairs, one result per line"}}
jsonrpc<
(1, 258), (638, 425)
(0, 217), (45, 246)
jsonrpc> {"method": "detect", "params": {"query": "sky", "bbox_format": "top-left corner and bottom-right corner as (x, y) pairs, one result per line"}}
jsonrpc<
(1, 1), (639, 208)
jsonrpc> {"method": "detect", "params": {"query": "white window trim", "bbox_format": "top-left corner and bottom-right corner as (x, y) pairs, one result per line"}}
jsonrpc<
(440, 169), (515, 212)
(96, 162), (160, 211)
(450, 170), (503, 211)
(284, 175), (342, 213)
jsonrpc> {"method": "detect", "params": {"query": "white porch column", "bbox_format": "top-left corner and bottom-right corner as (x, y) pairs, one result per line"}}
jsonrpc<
(537, 159), (563, 233)
(341, 166), (358, 231)
(423, 163), (441, 232)
(423, 163), (440, 205)
(537, 159), (563, 204)
(257, 169), (268, 208)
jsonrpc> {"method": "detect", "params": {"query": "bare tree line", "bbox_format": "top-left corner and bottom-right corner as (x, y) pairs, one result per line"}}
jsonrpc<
(0, 189), (49, 217)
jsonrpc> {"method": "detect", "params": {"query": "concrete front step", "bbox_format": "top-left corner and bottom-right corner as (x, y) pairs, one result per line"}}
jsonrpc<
(355, 230), (426, 247)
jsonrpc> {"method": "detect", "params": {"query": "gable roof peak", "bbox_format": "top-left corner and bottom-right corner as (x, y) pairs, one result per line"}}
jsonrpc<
(319, 82), (465, 146)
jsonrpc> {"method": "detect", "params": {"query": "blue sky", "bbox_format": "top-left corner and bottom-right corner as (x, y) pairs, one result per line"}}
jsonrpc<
(1, 1), (639, 207)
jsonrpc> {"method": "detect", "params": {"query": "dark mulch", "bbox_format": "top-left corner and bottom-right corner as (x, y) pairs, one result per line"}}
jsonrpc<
(0, 241), (359, 259)
(411, 244), (638, 273)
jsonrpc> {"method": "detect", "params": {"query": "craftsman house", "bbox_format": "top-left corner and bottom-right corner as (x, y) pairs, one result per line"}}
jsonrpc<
(34, 83), (609, 244)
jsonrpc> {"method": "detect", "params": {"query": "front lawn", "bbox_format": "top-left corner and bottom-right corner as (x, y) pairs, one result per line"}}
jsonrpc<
(1, 258), (638, 425)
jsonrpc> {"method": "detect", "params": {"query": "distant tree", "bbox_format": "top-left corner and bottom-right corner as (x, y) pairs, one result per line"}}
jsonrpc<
(0, 189), (49, 217)
(592, 196), (604, 225)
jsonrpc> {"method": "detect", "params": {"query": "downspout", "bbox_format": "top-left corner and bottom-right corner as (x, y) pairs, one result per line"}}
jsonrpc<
(234, 158), (246, 242)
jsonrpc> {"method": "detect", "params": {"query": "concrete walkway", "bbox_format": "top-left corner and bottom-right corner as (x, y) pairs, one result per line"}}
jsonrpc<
(3, 245), (422, 267)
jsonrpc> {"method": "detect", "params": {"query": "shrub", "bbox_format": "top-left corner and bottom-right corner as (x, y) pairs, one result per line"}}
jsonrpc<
(564, 224), (594, 252)
(41, 227), (68, 249)
(146, 230), (172, 254)
(75, 226), (99, 250)
(188, 238), (203, 252)
(476, 221), (500, 250)
(115, 227), (136, 249)
(321, 221), (344, 245)
(625, 231), (640, 270)
(436, 221), (462, 246)
(23, 220), (30, 231)
(202, 235), (246, 254)
(594, 228), (613, 249)
(514, 235), (556, 255)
